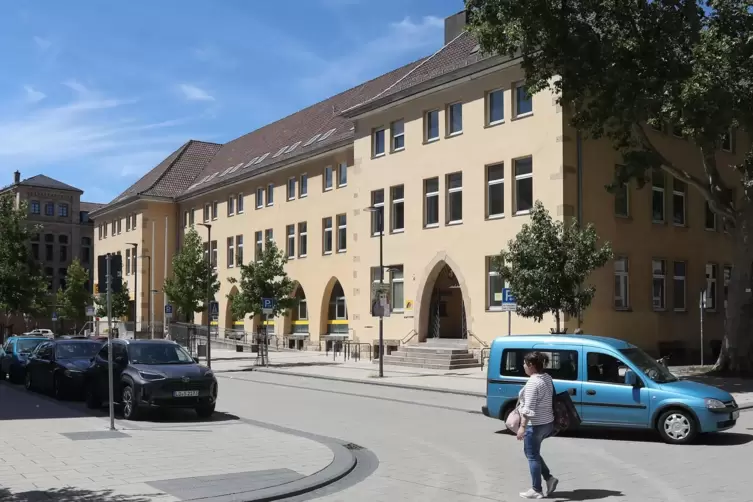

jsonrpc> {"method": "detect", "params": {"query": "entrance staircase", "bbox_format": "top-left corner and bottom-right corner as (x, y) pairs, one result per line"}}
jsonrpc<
(381, 339), (482, 370)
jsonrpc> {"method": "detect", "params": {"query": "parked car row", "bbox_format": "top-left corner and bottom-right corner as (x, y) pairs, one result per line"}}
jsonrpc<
(1, 336), (218, 420)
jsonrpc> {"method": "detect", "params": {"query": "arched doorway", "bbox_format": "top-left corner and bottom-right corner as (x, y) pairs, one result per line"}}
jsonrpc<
(225, 287), (244, 340)
(418, 261), (468, 342)
(320, 278), (348, 351)
(285, 284), (309, 350)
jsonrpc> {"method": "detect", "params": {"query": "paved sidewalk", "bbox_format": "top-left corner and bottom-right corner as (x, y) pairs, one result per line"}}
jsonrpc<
(0, 382), (349, 502)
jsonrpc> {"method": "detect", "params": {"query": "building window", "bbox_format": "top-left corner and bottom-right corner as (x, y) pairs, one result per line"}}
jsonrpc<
(189, 209), (195, 225)
(336, 214), (347, 252)
(255, 231), (263, 262)
(45, 243), (53, 261)
(30, 201), (40, 214)
(126, 248), (131, 275)
(487, 256), (504, 310)
(706, 263), (717, 311)
(44, 202), (54, 216)
(210, 240), (218, 269)
(722, 129), (734, 152)
(391, 266), (404, 311)
(204, 203), (211, 222)
(131, 213), (137, 229)
(446, 172), (463, 223)
(514, 157), (533, 214)
(287, 178), (296, 200)
(183, 211), (190, 227)
(286, 224), (295, 259)
(487, 163), (505, 218)
(227, 196), (235, 216)
(487, 89), (504, 125)
(705, 201), (716, 231)
(31, 243), (39, 260)
(298, 222), (308, 258)
(652, 259), (666, 310)
(373, 128), (386, 157)
(338, 162), (348, 187)
(673, 261), (686, 311)
(126, 216), (131, 231)
(59, 243), (68, 262)
(723, 265), (732, 309)
(256, 187), (264, 209)
(614, 182), (629, 217)
(614, 257), (629, 310)
(323, 217), (333, 255)
(237, 194), (244, 213)
(447, 102), (463, 135)
(514, 82), (533, 116)
(391, 120), (405, 151)
(266, 184), (274, 206)
(424, 177), (440, 227)
(58, 203), (69, 217)
(59, 268), (67, 291)
(236, 235), (243, 265)
(227, 237), (235, 268)
(425, 110), (440, 141)
(371, 189), (384, 236)
(211, 201), (218, 220)
(116, 219), (122, 234)
(264, 229), (273, 247)
(652, 170), (665, 222)
(111, 220), (116, 236)
(672, 179), (686, 226)
(324, 166), (333, 191)
(391, 185), (405, 232)
(298, 298), (308, 321)
(300, 174), (308, 197)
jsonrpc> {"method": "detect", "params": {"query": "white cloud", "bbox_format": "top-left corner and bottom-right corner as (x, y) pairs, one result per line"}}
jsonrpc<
(63, 79), (92, 97)
(177, 83), (215, 102)
(33, 36), (52, 51)
(23, 85), (46, 103)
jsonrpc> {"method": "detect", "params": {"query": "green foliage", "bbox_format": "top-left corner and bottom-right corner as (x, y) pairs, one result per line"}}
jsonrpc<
(228, 239), (297, 321)
(94, 282), (131, 319)
(56, 259), (92, 326)
(0, 193), (50, 324)
(163, 227), (219, 320)
(493, 201), (612, 332)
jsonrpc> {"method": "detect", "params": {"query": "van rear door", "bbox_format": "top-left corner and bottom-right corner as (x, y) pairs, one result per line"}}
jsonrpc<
(532, 343), (583, 415)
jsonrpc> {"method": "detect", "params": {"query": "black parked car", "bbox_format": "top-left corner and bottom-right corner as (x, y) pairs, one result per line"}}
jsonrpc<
(25, 339), (103, 399)
(84, 339), (218, 420)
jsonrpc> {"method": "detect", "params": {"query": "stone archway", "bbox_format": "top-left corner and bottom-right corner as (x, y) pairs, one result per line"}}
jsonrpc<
(225, 286), (244, 338)
(281, 282), (309, 350)
(415, 253), (472, 343)
(319, 277), (348, 336)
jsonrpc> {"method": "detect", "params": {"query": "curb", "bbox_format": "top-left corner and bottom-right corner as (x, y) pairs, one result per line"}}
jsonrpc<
(248, 367), (487, 398)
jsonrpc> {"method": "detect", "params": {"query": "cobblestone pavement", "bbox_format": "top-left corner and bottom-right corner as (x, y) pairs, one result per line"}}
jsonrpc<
(217, 371), (753, 502)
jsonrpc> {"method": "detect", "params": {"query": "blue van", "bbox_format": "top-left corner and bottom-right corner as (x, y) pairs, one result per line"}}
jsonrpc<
(482, 335), (739, 444)
(0, 336), (47, 384)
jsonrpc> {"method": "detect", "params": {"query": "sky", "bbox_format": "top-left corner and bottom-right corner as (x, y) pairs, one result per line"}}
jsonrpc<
(0, 0), (461, 203)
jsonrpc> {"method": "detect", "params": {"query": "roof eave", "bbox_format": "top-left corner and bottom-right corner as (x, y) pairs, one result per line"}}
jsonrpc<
(19, 182), (83, 193)
(89, 194), (173, 219)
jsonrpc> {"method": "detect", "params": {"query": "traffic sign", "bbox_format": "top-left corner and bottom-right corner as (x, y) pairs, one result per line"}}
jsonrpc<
(209, 301), (220, 317)
(501, 288), (517, 312)
(85, 305), (95, 317)
(52, 312), (58, 322)
(165, 304), (173, 319)
(261, 297), (276, 315)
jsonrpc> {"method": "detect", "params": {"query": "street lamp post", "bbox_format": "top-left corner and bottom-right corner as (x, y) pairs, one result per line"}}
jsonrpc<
(364, 205), (385, 378)
(126, 243), (138, 334)
(139, 255), (152, 339)
(199, 223), (213, 368)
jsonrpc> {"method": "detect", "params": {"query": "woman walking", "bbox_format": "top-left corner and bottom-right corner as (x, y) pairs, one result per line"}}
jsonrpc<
(517, 352), (559, 499)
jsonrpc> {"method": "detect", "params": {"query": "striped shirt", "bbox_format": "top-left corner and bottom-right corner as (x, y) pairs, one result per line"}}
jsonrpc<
(518, 373), (555, 426)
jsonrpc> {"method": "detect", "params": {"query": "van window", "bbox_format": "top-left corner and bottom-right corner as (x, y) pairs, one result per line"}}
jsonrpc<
(501, 349), (579, 381)
(586, 352), (629, 385)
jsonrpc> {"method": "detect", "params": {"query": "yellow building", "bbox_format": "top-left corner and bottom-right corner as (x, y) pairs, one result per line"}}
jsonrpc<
(91, 11), (740, 363)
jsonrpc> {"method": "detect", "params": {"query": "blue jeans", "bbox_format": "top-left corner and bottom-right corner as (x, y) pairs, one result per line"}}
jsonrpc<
(523, 422), (554, 493)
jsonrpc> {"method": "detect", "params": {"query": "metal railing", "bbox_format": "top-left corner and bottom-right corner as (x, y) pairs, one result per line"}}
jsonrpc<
(401, 329), (418, 344)
(468, 330), (489, 348)
(344, 341), (372, 362)
(480, 347), (491, 371)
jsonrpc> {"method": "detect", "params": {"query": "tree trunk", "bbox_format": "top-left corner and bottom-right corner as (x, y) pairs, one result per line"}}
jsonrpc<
(554, 311), (561, 334)
(714, 204), (753, 376)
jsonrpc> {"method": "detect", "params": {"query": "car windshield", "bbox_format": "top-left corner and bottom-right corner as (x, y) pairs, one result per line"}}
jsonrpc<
(127, 344), (194, 365)
(56, 342), (100, 359)
(619, 347), (678, 383)
(17, 339), (44, 354)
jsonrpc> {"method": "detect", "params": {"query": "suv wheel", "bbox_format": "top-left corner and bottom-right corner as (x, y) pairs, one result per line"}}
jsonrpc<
(24, 371), (33, 391)
(657, 409), (697, 445)
(121, 385), (140, 421)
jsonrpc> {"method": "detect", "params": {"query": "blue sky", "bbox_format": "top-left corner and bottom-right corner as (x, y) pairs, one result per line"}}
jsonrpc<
(0, 0), (461, 203)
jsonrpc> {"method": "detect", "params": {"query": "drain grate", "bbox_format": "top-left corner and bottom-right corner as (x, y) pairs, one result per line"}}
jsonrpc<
(342, 442), (364, 451)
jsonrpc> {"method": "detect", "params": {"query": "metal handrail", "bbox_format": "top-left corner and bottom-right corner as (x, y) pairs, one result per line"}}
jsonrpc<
(401, 329), (418, 344)
(344, 341), (372, 362)
(468, 331), (489, 348)
(480, 347), (491, 371)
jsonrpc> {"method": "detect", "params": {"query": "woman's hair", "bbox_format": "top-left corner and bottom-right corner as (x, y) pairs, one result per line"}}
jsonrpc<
(524, 351), (549, 373)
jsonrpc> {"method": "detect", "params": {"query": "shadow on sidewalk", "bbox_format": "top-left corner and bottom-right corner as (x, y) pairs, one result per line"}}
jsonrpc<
(0, 382), (94, 421)
(0, 487), (157, 502)
(550, 489), (624, 501)
(683, 374), (753, 400)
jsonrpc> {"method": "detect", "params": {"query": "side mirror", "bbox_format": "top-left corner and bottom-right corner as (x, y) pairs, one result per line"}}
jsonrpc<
(193, 357), (199, 364)
(624, 369), (639, 387)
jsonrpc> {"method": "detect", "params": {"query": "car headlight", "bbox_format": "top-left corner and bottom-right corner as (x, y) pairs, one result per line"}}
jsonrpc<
(204, 371), (214, 378)
(705, 398), (726, 409)
(64, 369), (82, 378)
(139, 371), (166, 381)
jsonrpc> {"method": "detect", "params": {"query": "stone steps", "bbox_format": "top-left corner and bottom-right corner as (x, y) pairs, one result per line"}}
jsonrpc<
(381, 342), (481, 370)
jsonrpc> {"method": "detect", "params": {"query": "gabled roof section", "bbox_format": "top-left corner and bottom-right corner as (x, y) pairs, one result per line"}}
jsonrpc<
(179, 57), (428, 199)
(80, 202), (105, 213)
(18, 175), (83, 193)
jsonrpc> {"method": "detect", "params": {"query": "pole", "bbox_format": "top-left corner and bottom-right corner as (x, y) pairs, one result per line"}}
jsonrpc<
(700, 290), (705, 366)
(264, 313), (269, 367)
(206, 226), (212, 368)
(507, 310), (512, 337)
(151, 221), (155, 340)
(132, 243), (138, 335)
(106, 254), (115, 430)
(378, 208), (384, 378)
(164, 215), (169, 338)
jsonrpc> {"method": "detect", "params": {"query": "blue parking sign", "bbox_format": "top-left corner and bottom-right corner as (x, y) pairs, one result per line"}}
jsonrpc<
(502, 288), (516, 304)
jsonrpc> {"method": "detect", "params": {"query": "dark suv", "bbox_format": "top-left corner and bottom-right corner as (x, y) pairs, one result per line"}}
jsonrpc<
(84, 339), (218, 420)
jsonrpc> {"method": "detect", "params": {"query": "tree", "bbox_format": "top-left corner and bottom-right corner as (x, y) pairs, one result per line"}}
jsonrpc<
(163, 227), (219, 322)
(94, 282), (131, 319)
(56, 259), (92, 330)
(494, 201), (612, 333)
(228, 239), (297, 324)
(0, 193), (49, 334)
(466, 0), (753, 373)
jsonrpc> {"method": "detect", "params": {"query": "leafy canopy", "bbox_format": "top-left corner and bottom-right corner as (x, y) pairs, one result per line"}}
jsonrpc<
(163, 227), (220, 320)
(56, 259), (92, 326)
(95, 282), (131, 319)
(228, 239), (297, 321)
(465, 0), (752, 219)
(494, 201), (612, 331)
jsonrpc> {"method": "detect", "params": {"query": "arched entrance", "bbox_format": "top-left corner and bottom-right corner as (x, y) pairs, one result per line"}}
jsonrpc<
(284, 283), (309, 350)
(417, 260), (469, 342)
(225, 287), (245, 340)
(320, 278), (348, 350)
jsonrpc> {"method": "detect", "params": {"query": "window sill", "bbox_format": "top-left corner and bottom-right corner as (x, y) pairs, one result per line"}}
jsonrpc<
(446, 131), (463, 138)
(323, 251), (333, 256)
(287, 256), (295, 260)
(487, 214), (505, 220)
(324, 187), (333, 192)
(705, 227), (717, 232)
(372, 153), (386, 159)
(424, 223), (439, 229)
(238, 210), (244, 214)
(514, 210), (531, 216)
(423, 137), (440, 145)
(299, 194), (308, 198)
(338, 184), (348, 189)
(337, 249), (347, 254)
(255, 206), (263, 211)
(299, 254), (307, 259)
(266, 204), (274, 208)
(393, 309), (405, 314)
(615, 214), (631, 220)
(673, 308), (687, 313)
(614, 307), (633, 312)
(513, 112), (533, 120)
(287, 197), (295, 202)
(391, 228), (405, 234)
(446, 220), (463, 226)
(652, 308), (667, 313)
(391, 147), (405, 154)
(371, 232), (384, 237)
(672, 223), (687, 228)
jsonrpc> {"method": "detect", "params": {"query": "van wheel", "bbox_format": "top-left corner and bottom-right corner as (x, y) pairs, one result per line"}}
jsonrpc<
(657, 409), (697, 445)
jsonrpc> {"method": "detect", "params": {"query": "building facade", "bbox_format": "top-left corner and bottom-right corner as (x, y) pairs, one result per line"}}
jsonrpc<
(91, 11), (741, 359)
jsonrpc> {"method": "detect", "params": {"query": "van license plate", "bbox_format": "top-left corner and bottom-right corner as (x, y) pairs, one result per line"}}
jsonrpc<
(732, 411), (740, 420)
(174, 390), (199, 397)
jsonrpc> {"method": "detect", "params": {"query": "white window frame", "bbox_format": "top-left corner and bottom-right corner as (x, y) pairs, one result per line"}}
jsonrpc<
(673, 261), (686, 312)
(514, 81), (533, 118)
(372, 127), (386, 157)
(390, 185), (405, 233)
(298, 222), (308, 258)
(323, 217), (333, 255)
(236, 235), (243, 265)
(424, 177), (440, 228)
(614, 257), (630, 310)
(486, 256), (505, 311)
(203, 203), (211, 222)
(672, 180), (686, 226)
(264, 229), (274, 247)
(227, 237), (235, 268)
(706, 263), (718, 311)
(211, 201), (218, 220)
(446, 172), (463, 224)
(287, 178), (296, 201)
(338, 162), (348, 188)
(391, 120), (405, 151)
(255, 231), (263, 262)
(486, 163), (504, 219)
(447, 102), (463, 136)
(237, 194), (244, 214)
(227, 195), (235, 217)
(487, 88), (505, 125)
(183, 211), (190, 227)
(256, 188), (264, 209)
(425, 109), (440, 142)
(390, 266), (405, 312)
(723, 265), (732, 310)
(324, 166), (333, 191)
(652, 171), (665, 223)
(210, 240), (218, 270)
(652, 259), (666, 311)
(336, 213), (347, 253)
(300, 174), (308, 197)
(266, 184), (274, 206)
(286, 224), (295, 259)
(371, 189), (385, 236)
(334, 296), (347, 320)
(513, 157), (533, 215)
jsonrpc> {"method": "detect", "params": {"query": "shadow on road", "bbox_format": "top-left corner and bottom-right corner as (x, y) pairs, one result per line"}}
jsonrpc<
(133, 407), (239, 423)
(495, 427), (753, 445)
(551, 489), (624, 501)
(0, 487), (157, 502)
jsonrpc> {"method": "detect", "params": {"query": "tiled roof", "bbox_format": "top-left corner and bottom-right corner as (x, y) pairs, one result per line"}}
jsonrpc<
(18, 175), (83, 193)
(178, 57), (428, 199)
(80, 202), (105, 212)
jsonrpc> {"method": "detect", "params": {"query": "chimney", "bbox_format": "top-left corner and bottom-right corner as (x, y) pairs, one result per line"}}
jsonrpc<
(13, 170), (20, 184)
(444, 10), (468, 45)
